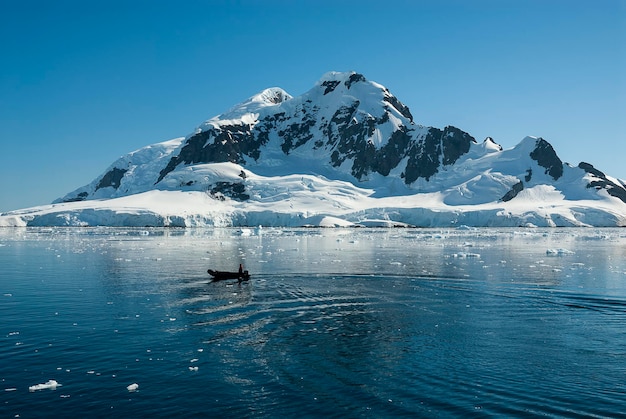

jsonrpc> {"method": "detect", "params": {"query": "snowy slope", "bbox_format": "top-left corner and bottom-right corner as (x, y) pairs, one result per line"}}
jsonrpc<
(1, 71), (625, 227)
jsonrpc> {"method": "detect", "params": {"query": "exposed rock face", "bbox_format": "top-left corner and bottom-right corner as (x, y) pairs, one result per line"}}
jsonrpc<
(579, 162), (626, 204)
(525, 169), (532, 182)
(382, 89), (413, 122)
(326, 102), (415, 180)
(208, 182), (249, 201)
(96, 167), (127, 191)
(501, 181), (524, 202)
(530, 138), (563, 180)
(321, 80), (341, 94)
(62, 191), (89, 202)
(157, 124), (257, 183)
(404, 126), (476, 183)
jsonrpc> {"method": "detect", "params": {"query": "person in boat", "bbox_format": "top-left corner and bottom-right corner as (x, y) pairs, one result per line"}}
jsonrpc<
(207, 264), (249, 281)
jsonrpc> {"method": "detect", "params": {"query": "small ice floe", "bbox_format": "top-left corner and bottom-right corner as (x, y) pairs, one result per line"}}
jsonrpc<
(452, 252), (481, 258)
(29, 380), (61, 392)
(546, 248), (575, 256)
(127, 383), (139, 392)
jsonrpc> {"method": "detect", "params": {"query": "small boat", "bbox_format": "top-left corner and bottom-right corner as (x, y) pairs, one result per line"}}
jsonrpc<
(207, 269), (250, 281)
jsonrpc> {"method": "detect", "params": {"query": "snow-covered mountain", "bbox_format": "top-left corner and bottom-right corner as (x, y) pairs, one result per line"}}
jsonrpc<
(2, 71), (626, 227)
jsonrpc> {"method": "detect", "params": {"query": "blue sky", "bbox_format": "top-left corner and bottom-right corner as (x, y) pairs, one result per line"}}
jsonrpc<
(1, 0), (624, 212)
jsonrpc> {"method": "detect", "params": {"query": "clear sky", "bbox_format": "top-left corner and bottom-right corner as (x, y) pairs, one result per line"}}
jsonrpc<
(1, 0), (624, 212)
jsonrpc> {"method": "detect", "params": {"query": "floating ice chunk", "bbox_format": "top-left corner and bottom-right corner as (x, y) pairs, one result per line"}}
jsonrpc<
(29, 380), (61, 391)
(127, 383), (139, 392)
(546, 248), (575, 256)
(453, 252), (481, 258)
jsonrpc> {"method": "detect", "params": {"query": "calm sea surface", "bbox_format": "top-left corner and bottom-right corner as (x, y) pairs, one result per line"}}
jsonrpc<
(1, 227), (626, 418)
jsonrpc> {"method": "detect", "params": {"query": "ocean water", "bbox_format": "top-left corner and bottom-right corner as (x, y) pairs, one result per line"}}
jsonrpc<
(1, 227), (626, 418)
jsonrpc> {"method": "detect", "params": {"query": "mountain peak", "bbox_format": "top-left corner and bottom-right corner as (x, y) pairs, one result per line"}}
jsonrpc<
(203, 87), (293, 128)
(249, 87), (292, 106)
(318, 71), (367, 84)
(309, 71), (414, 124)
(312, 71), (377, 99)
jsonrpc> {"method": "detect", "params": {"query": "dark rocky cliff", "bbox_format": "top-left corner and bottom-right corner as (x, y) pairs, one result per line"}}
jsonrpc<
(155, 72), (477, 187)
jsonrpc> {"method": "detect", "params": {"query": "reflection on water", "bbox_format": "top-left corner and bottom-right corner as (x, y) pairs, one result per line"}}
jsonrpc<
(1, 227), (626, 417)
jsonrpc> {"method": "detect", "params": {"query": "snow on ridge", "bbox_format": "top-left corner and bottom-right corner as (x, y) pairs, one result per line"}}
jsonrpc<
(54, 137), (186, 203)
(513, 136), (542, 152)
(199, 87), (293, 131)
(316, 70), (359, 84)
